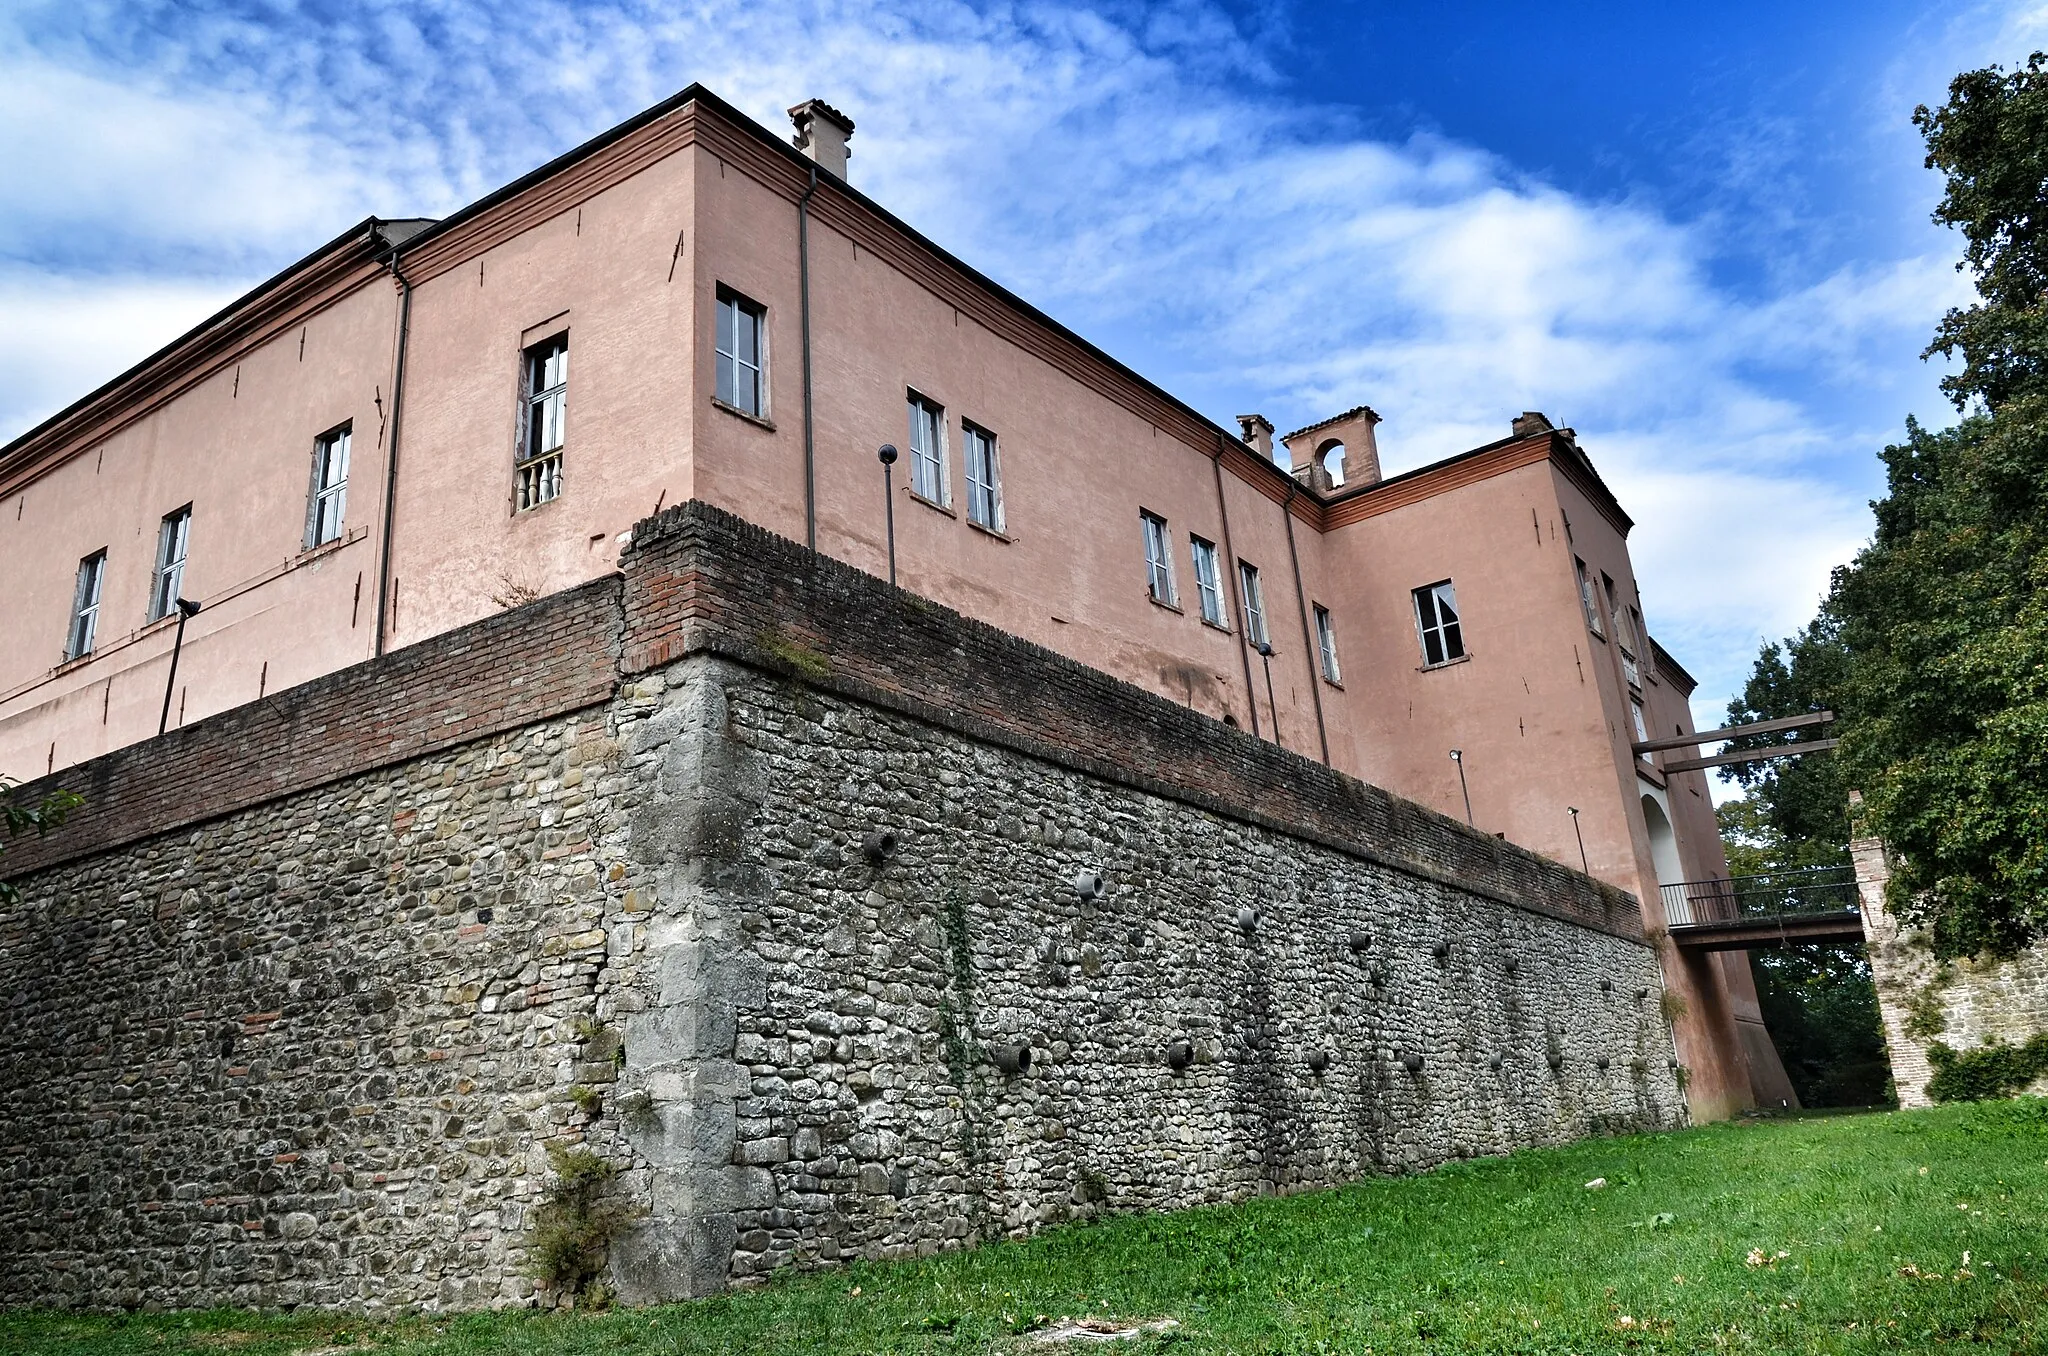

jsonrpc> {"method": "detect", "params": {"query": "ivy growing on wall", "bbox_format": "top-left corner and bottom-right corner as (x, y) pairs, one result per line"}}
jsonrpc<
(1925, 1032), (2048, 1102)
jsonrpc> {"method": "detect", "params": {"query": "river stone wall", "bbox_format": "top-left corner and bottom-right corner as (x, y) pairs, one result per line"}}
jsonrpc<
(1856, 835), (2048, 1107)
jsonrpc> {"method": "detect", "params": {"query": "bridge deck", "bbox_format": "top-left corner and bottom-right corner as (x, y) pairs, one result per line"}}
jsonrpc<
(1667, 911), (1866, 951)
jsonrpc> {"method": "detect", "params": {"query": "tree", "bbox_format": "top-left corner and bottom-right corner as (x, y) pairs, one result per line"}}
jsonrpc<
(1720, 617), (1851, 870)
(0, 778), (82, 906)
(1823, 53), (2048, 957)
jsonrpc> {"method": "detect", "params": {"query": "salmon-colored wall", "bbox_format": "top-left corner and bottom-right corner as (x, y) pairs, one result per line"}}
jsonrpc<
(0, 91), (1770, 1116)
(386, 151), (699, 647)
(0, 280), (396, 777)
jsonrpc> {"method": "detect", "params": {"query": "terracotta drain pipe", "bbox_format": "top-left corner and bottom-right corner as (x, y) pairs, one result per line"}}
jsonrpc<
(798, 162), (819, 551)
(1282, 480), (1332, 765)
(374, 237), (414, 658)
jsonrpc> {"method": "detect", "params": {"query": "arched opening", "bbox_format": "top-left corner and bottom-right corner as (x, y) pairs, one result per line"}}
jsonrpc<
(1640, 793), (1683, 889)
(1317, 438), (1347, 487)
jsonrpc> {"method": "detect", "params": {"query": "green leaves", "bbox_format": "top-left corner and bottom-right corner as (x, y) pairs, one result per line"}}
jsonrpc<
(0, 779), (83, 907)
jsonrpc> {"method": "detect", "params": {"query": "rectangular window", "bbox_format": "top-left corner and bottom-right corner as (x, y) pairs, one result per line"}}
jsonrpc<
(307, 424), (351, 548)
(1575, 557), (1603, 636)
(1239, 562), (1269, 647)
(1190, 537), (1226, 627)
(148, 506), (191, 622)
(1314, 603), (1341, 683)
(908, 394), (947, 504)
(1413, 579), (1465, 666)
(1141, 511), (1177, 606)
(67, 550), (106, 660)
(715, 288), (766, 417)
(1632, 696), (1651, 757)
(1604, 575), (1640, 688)
(518, 335), (567, 511)
(963, 421), (1002, 529)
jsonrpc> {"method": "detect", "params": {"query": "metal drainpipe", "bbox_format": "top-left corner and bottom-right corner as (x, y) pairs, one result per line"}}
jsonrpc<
(374, 241), (414, 658)
(798, 162), (819, 551)
(1282, 481), (1332, 765)
(1211, 433), (1262, 739)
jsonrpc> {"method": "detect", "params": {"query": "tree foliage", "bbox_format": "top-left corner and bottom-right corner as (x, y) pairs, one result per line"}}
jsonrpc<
(1720, 618), (1851, 870)
(1821, 52), (2048, 957)
(0, 779), (82, 906)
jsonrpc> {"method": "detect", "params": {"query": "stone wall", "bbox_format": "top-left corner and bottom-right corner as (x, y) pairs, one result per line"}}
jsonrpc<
(0, 501), (1682, 1311)
(1856, 836), (2048, 1107)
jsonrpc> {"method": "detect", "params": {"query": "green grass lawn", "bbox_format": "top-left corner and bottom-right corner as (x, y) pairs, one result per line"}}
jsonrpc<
(8, 1100), (2047, 1354)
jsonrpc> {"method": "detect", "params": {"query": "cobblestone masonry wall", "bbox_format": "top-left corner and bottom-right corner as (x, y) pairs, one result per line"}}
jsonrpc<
(601, 656), (1682, 1302)
(1856, 836), (2048, 1107)
(0, 501), (1681, 1311)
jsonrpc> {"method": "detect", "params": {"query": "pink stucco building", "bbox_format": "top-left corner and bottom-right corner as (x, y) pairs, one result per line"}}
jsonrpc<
(0, 88), (1789, 1118)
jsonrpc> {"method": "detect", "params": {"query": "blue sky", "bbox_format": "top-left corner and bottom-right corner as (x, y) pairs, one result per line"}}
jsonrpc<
(4, 0), (2044, 761)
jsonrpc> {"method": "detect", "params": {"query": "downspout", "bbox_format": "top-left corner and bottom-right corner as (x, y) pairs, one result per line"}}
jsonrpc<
(374, 244), (414, 658)
(1210, 433), (1261, 738)
(798, 162), (819, 551)
(1282, 481), (1332, 765)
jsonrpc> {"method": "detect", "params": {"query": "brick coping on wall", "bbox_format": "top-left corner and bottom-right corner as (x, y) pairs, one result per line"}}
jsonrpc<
(3, 501), (1641, 940)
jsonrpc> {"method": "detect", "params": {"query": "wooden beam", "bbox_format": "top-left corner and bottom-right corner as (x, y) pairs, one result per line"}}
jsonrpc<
(1660, 739), (1838, 775)
(1632, 710), (1833, 755)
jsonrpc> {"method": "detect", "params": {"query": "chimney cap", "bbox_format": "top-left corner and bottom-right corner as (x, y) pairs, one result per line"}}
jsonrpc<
(1511, 411), (1556, 438)
(1237, 413), (1274, 438)
(1280, 404), (1380, 444)
(789, 98), (856, 138)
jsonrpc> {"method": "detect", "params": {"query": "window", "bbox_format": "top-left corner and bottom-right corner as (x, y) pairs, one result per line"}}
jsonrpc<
(1239, 562), (1269, 647)
(1631, 697), (1650, 757)
(1604, 575), (1639, 688)
(715, 288), (766, 418)
(1575, 557), (1603, 636)
(963, 422), (1002, 530)
(1314, 603), (1341, 683)
(148, 506), (191, 622)
(1190, 537), (1226, 627)
(1141, 511), (1177, 606)
(307, 424), (350, 548)
(518, 335), (567, 511)
(1413, 580), (1465, 666)
(67, 551), (106, 660)
(908, 394), (947, 504)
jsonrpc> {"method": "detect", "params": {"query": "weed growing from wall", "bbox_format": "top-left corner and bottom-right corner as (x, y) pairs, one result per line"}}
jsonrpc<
(529, 1145), (627, 1304)
(1905, 966), (1954, 1040)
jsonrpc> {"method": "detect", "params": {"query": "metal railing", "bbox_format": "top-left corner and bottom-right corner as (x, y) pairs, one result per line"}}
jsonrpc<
(1660, 864), (1859, 927)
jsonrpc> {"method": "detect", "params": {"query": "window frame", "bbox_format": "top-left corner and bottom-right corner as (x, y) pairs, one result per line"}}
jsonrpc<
(1413, 579), (1466, 667)
(1190, 536), (1227, 628)
(148, 505), (192, 622)
(715, 287), (768, 419)
(1575, 557), (1604, 637)
(67, 550), (106, 661)
(306, 422), (352, 549)
(517, 334), (568, 511)
(961, 420), (1002, 531)
(1140, 510), (1178, 608)
(906, 392), (949, 507)
(1313, 602), (1342, 684)
(1238, 561), (1269, 648)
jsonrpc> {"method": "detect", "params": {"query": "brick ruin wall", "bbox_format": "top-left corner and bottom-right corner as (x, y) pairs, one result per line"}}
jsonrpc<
(0, 502), (1682, 1311)
(1855, 837), (2048, 1107)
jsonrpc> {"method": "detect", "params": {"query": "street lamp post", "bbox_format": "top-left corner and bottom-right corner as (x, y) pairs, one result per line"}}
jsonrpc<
(1257, 641), (1281, 750)
(1449, 748), (1474, 827)
(158, 598), (202, 737)
(877, 443), (899, 587)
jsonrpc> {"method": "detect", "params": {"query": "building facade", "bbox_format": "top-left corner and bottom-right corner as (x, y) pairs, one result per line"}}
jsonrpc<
(0, 88), (1787, 1118)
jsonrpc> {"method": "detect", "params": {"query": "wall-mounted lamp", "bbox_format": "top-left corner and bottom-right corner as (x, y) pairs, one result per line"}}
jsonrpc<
(876, 443), (899, 586)
(158, 597), (203, 737)
(1449, 749), (1473, 827)
(1256, 641), (1281, 750)
(1567, 806), (1589, 873)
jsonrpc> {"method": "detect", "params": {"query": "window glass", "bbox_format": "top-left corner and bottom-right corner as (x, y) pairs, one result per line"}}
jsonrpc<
(715, 290), (766, 416)
(518, 336), (567, 510)
(963, 423), (1001, 529)
(308, 425), (350, 547)
(1239, 562), (1269, 647)
(908, 396), (946, 503)
(1414, 580), (1464, 666)
(1575, 558), (1603, 635)
(68, 551), (106, 660)
(1314, 604), (1341, 682)
(1141, 511), (1177, 605)
(1190, 537), (1226, 626)
(149, 507), (191, 621)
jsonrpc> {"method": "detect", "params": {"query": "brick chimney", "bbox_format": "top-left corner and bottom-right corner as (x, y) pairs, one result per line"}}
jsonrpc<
(1237, 414), (1276, 464)
(1511, 411), (1555, 438)
(1279, 405), (1382, 491)
(789, 99), (855, 179)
